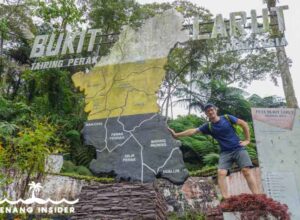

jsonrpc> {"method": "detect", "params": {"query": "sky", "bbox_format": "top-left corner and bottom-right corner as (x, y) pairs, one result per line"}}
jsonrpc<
(137, 0), (300, 116)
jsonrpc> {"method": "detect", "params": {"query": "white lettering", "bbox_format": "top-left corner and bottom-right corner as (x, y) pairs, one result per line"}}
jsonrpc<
(87, 29), (101, 52)
(46, 33), (64, 56)
(211, 14), (228, 38)
(30, 35), (48, 58)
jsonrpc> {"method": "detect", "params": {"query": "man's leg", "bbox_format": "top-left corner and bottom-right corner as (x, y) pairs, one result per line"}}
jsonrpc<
(218, 152), (233, 199)
(218, 169), (230, 199)
(235, 149), (260, 194)
(241, 167), (260, 194)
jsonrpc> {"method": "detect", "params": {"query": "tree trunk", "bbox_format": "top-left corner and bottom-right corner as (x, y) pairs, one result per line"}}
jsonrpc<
(170, 94), (174, 119)
(0, 32), (3, 58)
(165, 83), (171, 119)
(188, 69), (192, 115)
(276, 47), (298, 108)
(267, 0), (299, 108)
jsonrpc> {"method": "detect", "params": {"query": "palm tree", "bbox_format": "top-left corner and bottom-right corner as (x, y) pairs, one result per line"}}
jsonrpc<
(28, 182), (43, 199)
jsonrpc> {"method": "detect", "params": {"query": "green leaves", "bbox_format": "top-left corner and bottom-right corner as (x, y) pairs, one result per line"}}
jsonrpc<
(61, 160), (93, 176)
(248, 94), (286, 108)
(0, 18), (9, 39)
(203, 153), (219, 166)
(0, 118), (63, 174)
(208, 81), (252, 121)
(0, 121), (19, 136)
(27, 0), (86, 31)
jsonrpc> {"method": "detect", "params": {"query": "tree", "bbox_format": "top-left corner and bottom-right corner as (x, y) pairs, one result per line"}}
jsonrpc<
(248, 94), (286, 108)
(154, 1), (293, 117)
(0, 3), (35, 99)
(266, 0), (298, 108)
(26, 0), (86, 31)
(169, 38), (280, 116)
(154, 1), (213, 118)
(0, 1), (89, 176)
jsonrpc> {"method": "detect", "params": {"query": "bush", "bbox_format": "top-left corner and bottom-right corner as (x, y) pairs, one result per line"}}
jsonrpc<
(61, 160), (77, 173)
(76, 166), (93, 176)
(203, 153), (219, 166)
(61, 160), (92, 176)
(0, 118), (63, 174)
(168, 210), (205, 220)
(189, 166), (217, 177)
(220, 194), (290, 220)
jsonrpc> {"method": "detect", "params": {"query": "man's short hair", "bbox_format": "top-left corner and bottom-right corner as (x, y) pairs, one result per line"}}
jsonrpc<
(204, 103), (217, 111)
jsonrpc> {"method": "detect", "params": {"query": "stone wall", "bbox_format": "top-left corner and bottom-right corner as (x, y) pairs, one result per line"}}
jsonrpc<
(71, 183), (167, 220)
(155, 177), (220, 216)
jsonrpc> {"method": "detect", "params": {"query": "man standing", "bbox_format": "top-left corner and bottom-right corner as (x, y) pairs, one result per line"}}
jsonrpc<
(168, 103), (259, 199)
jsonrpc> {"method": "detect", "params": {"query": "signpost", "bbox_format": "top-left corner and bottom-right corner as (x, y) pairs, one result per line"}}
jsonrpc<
(252, 108), (300, 219)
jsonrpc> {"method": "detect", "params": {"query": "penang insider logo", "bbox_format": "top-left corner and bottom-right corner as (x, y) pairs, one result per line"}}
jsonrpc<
(0, 181), (78, 214)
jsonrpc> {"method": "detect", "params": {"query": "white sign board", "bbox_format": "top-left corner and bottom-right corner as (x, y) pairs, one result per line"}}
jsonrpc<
(252, 108), (300, 219)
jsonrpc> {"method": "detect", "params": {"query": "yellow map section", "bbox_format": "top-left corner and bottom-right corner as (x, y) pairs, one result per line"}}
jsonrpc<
(72, 58), (167, 120)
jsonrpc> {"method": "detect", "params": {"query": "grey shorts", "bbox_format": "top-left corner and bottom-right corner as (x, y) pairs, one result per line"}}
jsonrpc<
(218, 148), (253, 173)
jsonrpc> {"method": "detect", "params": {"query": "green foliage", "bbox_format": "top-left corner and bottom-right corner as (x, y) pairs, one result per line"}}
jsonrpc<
(0, 118), (62, 174)
(169, 114), (206, 130)
(65, 130), (95, 167)
(0, 18), (9, 39)
(181, 137), (218, 156)
(208, 81), (252, 121)
(52, 172), (115, 183)
(168, 210), (205, 220)
(65, 130), (81, 142)
(0, 3), (35, 39)
(0, 97), (32, 129)
(248, 94), (286, 108)
(26, 0), (86, 31)
(1, 0), (92, 179)
(61, 160), (93, 176)
(72, 146), (96, 167)
(89, 0), (140, 30)
(0, 121), (19, 136)
(203, 153), (219, 166)
(189, 166), (217, 177)
(61, 160), (77, 173)
(76, 166), (93, 176)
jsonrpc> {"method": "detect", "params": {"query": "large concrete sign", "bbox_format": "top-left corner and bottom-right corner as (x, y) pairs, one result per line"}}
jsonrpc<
(72, 10), (190, 184)
(251, 108), (300, 219)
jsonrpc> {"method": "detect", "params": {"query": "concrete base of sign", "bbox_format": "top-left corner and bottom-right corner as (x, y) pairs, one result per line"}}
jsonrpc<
(223, 212), (277, 220)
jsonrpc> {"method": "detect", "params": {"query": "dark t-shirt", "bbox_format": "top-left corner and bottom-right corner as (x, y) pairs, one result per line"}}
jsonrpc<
(198, 115), (242, 152)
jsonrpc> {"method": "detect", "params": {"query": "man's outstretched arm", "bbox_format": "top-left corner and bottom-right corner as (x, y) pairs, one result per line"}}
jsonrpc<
(168, 128), (201, 138)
